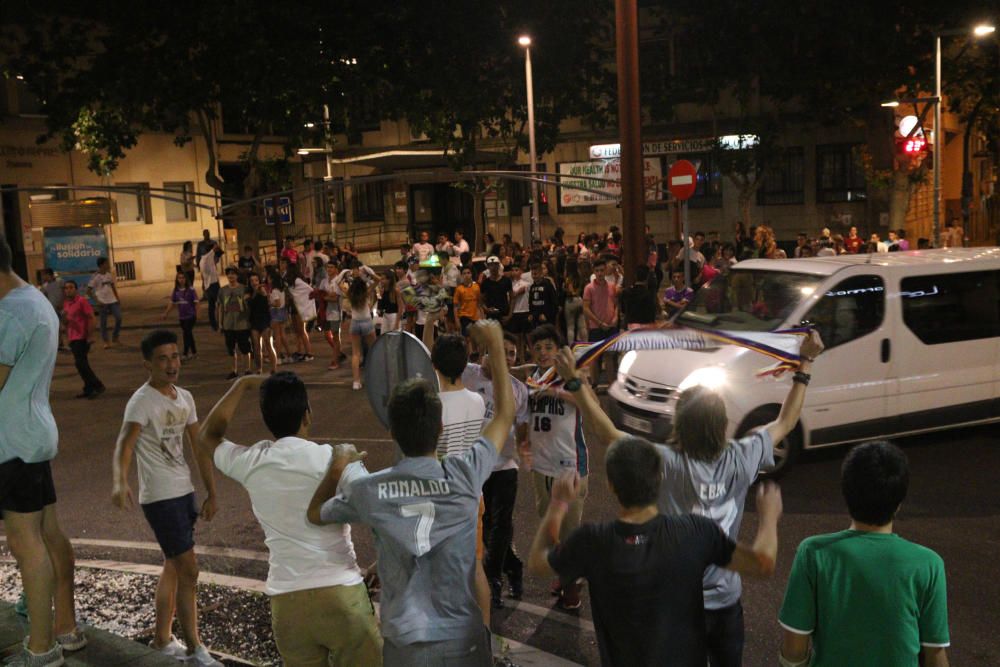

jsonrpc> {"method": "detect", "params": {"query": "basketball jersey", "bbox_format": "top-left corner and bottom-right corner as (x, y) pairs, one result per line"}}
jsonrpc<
(320, 437), (498, 645)
(528, 368), (589, 478)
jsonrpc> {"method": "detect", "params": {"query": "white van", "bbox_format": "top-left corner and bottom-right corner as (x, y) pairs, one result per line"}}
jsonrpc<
(608, 248), (1000, 473)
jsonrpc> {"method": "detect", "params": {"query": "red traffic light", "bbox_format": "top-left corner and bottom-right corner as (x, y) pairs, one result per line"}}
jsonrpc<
(903, 137), (926, 154)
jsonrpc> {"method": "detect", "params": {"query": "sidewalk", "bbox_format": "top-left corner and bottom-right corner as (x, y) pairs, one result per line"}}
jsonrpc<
(0, 602), (175, 666)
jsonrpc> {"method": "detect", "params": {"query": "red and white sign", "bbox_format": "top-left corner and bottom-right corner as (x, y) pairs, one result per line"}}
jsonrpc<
(668, 160), (698, 201)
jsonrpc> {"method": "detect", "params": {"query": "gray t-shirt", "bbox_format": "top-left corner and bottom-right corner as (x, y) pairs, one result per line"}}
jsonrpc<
(321, 436), (499, 645)
(0, 286), (59, 464)
(218, 284), (250, 331)
(655, 429), (773, 609)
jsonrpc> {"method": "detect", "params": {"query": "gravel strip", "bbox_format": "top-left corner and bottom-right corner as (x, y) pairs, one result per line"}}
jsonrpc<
(0, 564), (280, 666)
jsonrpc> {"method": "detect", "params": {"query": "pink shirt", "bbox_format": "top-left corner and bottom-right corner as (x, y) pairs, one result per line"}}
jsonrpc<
(63, 296), (93, 341)
(583, 279), (618, 329)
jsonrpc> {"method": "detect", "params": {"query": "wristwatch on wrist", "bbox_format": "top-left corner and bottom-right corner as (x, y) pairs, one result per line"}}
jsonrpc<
(563, 378), (583, 392)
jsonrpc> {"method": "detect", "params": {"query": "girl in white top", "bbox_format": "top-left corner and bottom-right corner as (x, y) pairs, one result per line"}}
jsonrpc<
(340, 263), (378, 390)
(319, 262), (343, 371)
(266, 270), (292, 364)
(285, 266), (315, 361)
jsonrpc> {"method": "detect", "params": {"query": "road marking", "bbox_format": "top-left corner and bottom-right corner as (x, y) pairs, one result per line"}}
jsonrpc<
(0, 536), (268, 562)
(504, 600), (597, 633)
(1, 557), (583, 666)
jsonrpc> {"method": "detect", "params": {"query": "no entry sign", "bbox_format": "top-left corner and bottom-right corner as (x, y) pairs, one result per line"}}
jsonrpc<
(667, 160), (698, 201)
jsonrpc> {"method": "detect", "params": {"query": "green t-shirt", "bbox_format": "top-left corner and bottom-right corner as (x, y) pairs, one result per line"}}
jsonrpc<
(779, 530), (949, 666)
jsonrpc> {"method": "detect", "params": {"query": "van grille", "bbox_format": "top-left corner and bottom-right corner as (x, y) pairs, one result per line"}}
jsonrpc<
(623, 377), (675, 403)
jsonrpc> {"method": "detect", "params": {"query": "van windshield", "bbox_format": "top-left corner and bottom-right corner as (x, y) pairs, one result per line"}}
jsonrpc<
(676, 268), (824, 332)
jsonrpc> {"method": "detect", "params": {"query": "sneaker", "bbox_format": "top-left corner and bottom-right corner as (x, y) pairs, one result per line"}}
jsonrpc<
(150, 635), (187, 659)
(226, 371), (238, 380)
(87, 385), (106, 399)
(557, 580), (582, 611)
(327, 363), (340, 371)
(4, 643), (63, 667)
(506, 569), (523, 600)
(489, 578), (504, 609)
(302, 354), (315, 362)
(352, 381), (362, 391)
(291, 353), (304, 362)
(186, 645), (223, 667)
(55, 627), (87, 652)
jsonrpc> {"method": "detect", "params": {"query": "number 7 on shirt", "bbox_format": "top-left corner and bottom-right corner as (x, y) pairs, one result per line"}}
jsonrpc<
(401, 502), (436, 556)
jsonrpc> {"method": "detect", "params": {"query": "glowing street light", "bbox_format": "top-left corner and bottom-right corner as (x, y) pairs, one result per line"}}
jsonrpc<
(518, 34), (539, 243)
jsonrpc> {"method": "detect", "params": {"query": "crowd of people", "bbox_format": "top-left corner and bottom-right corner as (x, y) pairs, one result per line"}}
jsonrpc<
(1, 218), (961, 666)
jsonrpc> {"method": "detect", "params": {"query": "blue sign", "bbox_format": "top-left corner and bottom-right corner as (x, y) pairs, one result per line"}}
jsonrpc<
(263, 196), (293, 225)
(43, 226), (109, 291)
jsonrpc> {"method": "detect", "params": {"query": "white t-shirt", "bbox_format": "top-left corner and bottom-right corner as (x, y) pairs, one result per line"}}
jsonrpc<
(511, 276), (531, 314)
(199, 253), (219, 289)
(527, 368), (589, 478)
(214, 437), (365, 596)
(436, 388), (486, 459)
(413, 242), (434, 261)
(123, 383), (197, 504)
(318, 276), (342, 322)
(289, 278), (316, 321)
(461, 364), (530, 471)
(88, 271), (118, 304)
(454, 239), (470, 258)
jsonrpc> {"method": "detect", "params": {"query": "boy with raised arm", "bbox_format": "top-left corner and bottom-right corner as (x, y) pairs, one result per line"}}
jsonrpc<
(111, 329), (221, 666)
(198, 372), (382, 666)
(308, 320), (514, 667)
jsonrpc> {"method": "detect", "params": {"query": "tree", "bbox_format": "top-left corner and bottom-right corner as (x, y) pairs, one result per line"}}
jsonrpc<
(343, 0), (614, 249)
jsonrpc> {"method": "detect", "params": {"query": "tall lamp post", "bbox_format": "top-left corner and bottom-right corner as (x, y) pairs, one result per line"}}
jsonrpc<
(518, 35), (540, 244)
(933, 23), (995, 246)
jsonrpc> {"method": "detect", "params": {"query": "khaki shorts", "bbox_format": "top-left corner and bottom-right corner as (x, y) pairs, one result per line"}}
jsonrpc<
(270, 582), (382, 667)
(532, 471), (589, 543)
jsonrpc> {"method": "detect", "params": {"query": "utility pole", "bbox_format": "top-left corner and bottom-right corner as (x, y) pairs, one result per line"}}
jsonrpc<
(616, 0), (645, 283)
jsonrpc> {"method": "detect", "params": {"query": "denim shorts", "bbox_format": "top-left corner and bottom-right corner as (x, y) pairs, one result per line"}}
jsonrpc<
(141, 492), (198, 558)
(350, 319), (375, 336)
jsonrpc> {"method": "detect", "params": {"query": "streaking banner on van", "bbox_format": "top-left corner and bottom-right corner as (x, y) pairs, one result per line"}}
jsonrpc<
(527, 324), (810, 390)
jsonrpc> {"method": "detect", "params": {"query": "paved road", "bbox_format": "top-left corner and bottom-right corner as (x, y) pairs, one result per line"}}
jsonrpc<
(8, 301), (1000, 665)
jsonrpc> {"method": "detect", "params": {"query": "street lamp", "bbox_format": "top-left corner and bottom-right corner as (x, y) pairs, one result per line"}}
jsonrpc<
(518, 35), (540, 243)
(933, 23), (995, 245)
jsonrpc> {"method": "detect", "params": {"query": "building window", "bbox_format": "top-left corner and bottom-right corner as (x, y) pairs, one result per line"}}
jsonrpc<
(163, 182), (196, 221)
(677, 154), (722, 208)
(817, 144), (866, 203)
(115, 182), (152, 224)
(352, 180), (385, 222)
(313, 178), (346, 224)
(757, 148), (804, 205)
(901, 271), (1000, 344)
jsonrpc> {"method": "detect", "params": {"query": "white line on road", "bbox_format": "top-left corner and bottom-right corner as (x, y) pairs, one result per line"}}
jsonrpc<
(0, 536), (269, 562)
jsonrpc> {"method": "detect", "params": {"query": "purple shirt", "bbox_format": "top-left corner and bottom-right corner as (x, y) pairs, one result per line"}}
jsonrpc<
(663, 286), (694, 304)
(172, 288), (198, 320)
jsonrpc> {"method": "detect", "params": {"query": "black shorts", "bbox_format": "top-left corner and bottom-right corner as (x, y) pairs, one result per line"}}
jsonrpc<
(588, 327), (617, 342)
(459, 316), (476, 337)
(0, 459), (56, 516)
(224, 329), (252, 355)
(250, 316), (271, 332)
(505, 312), (531, 334)
(141, 492), (198, 559)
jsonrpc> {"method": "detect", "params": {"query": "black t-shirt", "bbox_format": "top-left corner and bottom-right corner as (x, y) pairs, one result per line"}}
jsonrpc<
(238, 256), (257, 273)
(620, 283), (658, 326)
(480, 275), (513, 316)
(548, 514), (736, 667)
(529, 279), (559, 325)
(248, 292), (270, 324)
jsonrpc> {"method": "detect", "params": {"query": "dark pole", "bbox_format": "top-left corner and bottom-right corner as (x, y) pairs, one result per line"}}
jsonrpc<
(616, 0), (645, 284)
(270, 195), (284, 259)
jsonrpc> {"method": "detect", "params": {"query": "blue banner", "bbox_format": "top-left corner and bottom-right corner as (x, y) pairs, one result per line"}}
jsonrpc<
(43, 226), (109, 290)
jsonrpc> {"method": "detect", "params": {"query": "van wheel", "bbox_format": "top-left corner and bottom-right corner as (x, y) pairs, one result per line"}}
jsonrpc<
(736, 407), (801, 478)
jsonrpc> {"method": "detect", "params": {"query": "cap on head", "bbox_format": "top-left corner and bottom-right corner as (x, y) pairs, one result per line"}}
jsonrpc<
(487, 255), (500, 265)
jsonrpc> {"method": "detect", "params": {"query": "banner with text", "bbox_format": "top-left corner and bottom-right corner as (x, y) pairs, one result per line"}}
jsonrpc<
(558, 158), (662, 207)
(43, 226), (109, 289)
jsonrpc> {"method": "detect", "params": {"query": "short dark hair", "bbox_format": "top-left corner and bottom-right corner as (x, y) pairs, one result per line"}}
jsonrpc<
(97, 256), (109, 267)
(388, 379), (442, 457)
(592, 259), (607, 269)
(259, 372), (310, 439)
(64, 279), (78, 288)
(528, 324), (563, 347)
(635, 265), (650, 282)
(529, 260), (542, 271)
(694, 231), (705, 239)
(431, 334), (468, 383)
(606, 436), (663, 507)
(841, 440), (909, 526)
(141, 329), (178, 360)
(502, 331), (518, 347)
(42, 267), (54, 277)
(0, 235), (10, 273)
(225, 266), (238, 275)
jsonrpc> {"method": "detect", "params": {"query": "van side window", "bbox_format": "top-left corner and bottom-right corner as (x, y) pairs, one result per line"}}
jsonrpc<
(901, 271), (1000, 344)
(800, 275), (885, 349)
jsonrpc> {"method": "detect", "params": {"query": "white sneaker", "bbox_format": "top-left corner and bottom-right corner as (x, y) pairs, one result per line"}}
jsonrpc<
(352, 381), (362, 390)
(186, 645), (223, 667)
(150, 635), (187, 660)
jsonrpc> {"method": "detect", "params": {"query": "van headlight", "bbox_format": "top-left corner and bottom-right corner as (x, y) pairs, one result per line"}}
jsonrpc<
(678, 366), (728, 392)
(616, 350), (637, 385)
